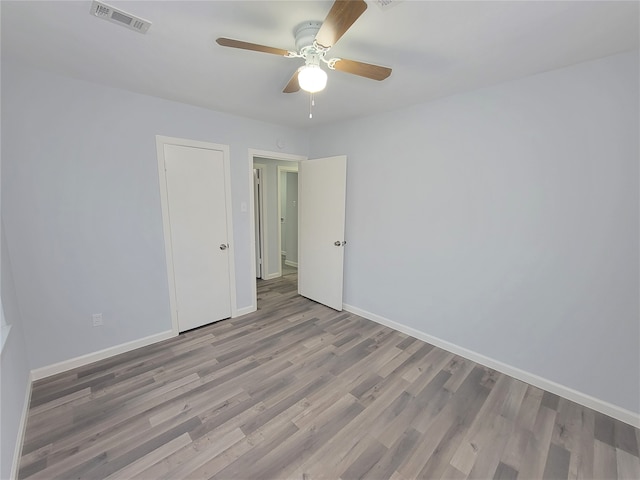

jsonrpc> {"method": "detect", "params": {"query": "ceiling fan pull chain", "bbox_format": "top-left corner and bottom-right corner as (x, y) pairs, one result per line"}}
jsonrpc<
(309, 92), (314, 119)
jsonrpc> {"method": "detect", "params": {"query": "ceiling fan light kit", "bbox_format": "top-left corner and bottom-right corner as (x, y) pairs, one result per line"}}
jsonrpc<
(298, 64), (328, 93)
(215, 0), (392, 116)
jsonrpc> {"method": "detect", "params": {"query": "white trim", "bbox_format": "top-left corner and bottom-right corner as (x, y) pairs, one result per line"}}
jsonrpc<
(31, 330), (175, 381)
(343, 303), (640, 429)
(248, 149), (306, 312)
(156, 135), (238, 333)
(10, 373), (33, 480)
(284, 260), (298, 268)
(248, 149), (307, 162)
(234, 305), (256, 317)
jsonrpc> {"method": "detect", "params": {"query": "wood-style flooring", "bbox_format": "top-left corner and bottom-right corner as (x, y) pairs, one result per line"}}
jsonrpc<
(18, 273), (640, 479)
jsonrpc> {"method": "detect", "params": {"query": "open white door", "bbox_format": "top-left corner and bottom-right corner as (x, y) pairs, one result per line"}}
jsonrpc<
(298, 155), (347, 310)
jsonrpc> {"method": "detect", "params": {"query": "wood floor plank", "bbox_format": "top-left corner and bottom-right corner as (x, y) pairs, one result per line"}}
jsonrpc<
(617, 447), (640, 480)
(397, 367), (489, 478)
(594, 438), (618, 479)
(366, 427), (421, 479)
(543, 442), (572, 480)
(518, 406), (558, 480)
(415, 376), (491, 479)
(17, 273), (640, 480)
(493, 461), (519, 480)
(568, 406), (595, 480)
(103, 432), (192, 480)
(339, 438), (388, 479)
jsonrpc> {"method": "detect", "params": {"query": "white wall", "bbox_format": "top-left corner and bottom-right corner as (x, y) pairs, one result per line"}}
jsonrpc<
(309, 51), (639, 415)
(1, 62), (309, 369)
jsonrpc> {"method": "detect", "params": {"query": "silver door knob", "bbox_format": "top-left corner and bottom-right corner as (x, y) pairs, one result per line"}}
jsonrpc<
(334, 241), (341, 246)
(220, 244), (228, 250)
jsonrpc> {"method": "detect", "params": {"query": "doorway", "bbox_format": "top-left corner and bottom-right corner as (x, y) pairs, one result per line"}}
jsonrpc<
(251, 157), (299, 281)
(248, 150), (305, 310)
(248, 150), (348, 313)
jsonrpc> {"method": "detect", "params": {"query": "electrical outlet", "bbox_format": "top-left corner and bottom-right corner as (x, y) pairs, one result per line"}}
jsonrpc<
(92, 313), (103, 327)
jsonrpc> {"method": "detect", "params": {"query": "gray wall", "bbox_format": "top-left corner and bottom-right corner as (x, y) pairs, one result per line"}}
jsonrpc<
(309, 51), (639, 414)
(1, 62), (309, 370)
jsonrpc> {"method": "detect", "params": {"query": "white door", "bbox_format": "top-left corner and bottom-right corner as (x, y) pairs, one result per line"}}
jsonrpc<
(298, 155), (347, 310)
(163, 143), (232, 332)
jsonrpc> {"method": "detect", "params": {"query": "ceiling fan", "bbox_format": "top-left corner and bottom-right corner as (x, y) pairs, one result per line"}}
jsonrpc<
(216, 0), (392, 94)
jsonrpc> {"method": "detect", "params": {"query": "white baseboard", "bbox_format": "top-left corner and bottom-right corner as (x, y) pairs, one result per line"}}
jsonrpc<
(31, 330), (175, 381)
(343, 303), (640, 428)
(10, 373), (33, 480)
(284, 260), (298, 268)
(234, 305), (256, 317)
(264, 272), (280, 280)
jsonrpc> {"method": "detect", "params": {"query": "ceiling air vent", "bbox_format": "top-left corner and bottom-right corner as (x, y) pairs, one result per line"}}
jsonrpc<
(90, 1), (151, 34)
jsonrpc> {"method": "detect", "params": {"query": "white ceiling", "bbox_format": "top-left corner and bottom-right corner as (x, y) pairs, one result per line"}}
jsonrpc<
(2, 1), (638, 129)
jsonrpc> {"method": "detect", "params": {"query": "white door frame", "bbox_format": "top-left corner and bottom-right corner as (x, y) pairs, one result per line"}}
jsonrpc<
(157, 135), (238, 335)
(247, 149), (306, 311)
(277, 165), (299, 272)
(253, 163), (266, 280)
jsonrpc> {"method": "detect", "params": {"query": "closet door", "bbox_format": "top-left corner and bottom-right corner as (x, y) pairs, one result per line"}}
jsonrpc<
(162, 142), (232, 331)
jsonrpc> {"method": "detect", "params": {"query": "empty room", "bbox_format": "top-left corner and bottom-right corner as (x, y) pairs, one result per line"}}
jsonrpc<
(1, 1), (638, 479)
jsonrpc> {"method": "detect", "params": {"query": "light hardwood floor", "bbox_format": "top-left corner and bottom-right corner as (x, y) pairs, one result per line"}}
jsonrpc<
(18, 273), (640, 479)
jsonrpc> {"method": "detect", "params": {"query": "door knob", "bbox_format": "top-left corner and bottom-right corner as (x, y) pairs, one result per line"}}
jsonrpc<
(334, 241), (346, 246)
(220, 244), (228, 250)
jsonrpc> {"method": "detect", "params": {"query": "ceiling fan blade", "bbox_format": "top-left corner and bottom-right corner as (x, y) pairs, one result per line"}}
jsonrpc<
(216, 37), (291, 57)
(332, 58), (392, 81)
(314, 0), (368, 49)
(283, 70), (300, 93)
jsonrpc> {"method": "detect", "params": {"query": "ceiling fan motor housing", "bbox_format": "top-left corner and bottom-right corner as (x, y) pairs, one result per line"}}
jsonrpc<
(295, 21), (322, 51)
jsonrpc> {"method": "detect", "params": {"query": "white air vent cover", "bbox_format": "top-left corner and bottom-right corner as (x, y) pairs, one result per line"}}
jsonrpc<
(90, 1), (151, 34)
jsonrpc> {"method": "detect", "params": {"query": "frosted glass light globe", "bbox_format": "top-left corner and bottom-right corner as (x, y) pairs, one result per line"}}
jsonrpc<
(298, 65), (327, 93)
